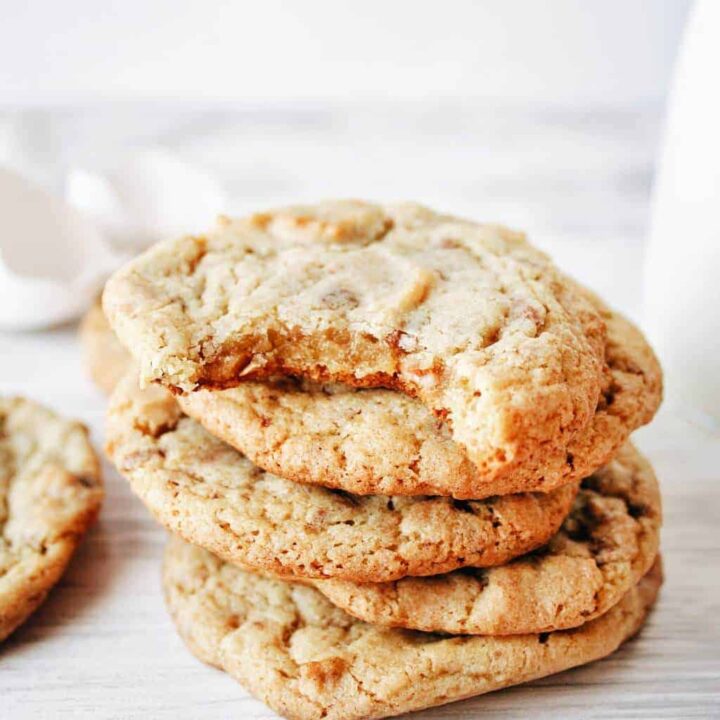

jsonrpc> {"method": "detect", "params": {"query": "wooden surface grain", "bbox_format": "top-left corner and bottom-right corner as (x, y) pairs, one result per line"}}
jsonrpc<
(1, 104), (719, 718)
(1, 322), (718, 720)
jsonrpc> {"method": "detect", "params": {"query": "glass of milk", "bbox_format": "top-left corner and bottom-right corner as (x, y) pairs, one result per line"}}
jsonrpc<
(645, 0), (720, 430)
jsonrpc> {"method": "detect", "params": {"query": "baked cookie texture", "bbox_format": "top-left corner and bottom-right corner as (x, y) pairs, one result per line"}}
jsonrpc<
(82, 292), (660, 498)
(103, 200), (610, 488)
(106, 373), (577, 582)
(0, 397), (103, 641)
(80, 300), (132, 396)
(313, 442), (661, 635)
(179, 302), (661, 498)
(164, 537), (662, 720)
(81, 291), (662, 499)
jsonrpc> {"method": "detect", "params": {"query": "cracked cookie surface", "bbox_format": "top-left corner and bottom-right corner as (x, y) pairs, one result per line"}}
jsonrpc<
(103, 200), (608, 484)
(0, 397), (103, 641)
(106, 373), (577, 582)
(163, 537), (662, 720)
(313, 442), (661, 634)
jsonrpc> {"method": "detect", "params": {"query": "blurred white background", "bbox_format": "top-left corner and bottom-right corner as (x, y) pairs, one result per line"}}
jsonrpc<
(0, 0), (694, 323)
(0, 0), (691, 105)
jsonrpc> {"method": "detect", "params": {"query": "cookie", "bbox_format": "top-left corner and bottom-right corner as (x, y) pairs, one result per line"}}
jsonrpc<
(79, 300), (131, 395)
(104, 201), (609, 487)
(106, 373), (577, 582)
(313, 442), (661, 635)
(0, 397), (103, 641)
(179, 301), (661, 498)
(85, 293), (660, 499)
(163, 537), (662, 720)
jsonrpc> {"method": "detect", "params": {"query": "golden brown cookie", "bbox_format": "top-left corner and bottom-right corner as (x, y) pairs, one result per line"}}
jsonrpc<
(179, 303), (660, 498)
(0, 397), (103, 641)
(313, 442), (661, 634)
(103, 201), (609, 489)
(163, 537), (662, 720)
(106, 373), (577, 582)
(80, 292), (661, 499)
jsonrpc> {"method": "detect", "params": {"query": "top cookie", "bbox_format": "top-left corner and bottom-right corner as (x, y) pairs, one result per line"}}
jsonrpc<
(104, 201), (607, 478)
(0, 397), (103, 641)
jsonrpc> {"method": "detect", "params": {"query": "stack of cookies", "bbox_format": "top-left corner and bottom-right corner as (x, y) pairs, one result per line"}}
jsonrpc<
(95, 201), (663, 720)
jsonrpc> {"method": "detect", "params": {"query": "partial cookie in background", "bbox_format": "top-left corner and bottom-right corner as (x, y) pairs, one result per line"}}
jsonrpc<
(0, 397), (103, 641)
(163, 537), (662, 720)
(79, 300), (131, 395)
(104, 200), (610, 490)
(179, 304), (661, 498)
(313, 442), (661, 635)
(106, 373), (578, 582)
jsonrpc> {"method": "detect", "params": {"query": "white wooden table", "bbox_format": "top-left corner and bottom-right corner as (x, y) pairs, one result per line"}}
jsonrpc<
(1, 104), (719, 718)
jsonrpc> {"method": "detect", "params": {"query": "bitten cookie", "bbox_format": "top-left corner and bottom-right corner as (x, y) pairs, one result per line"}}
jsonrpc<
(163, 537), (662, 720)
(82, 291), (661, 499)
(106, 373), (577, 582)
(179, 301), (661, 498)
(0, 397), (103, 641)
(313, 442), (661, 634)
(103, 201), (609, 489)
